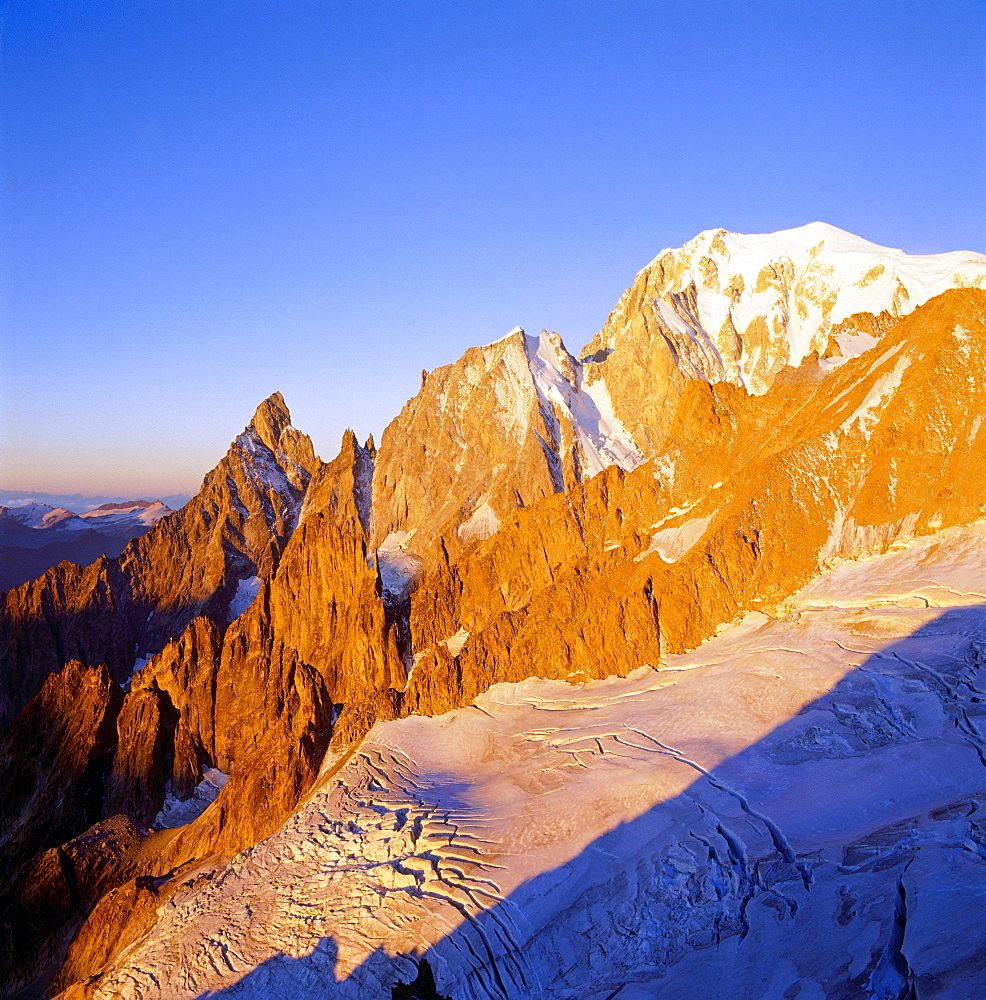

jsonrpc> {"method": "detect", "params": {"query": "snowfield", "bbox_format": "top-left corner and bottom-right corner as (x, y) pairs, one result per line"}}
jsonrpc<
(89, 523), (986, 999)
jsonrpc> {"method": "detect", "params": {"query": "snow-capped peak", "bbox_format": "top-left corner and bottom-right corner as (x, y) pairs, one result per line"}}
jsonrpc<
(79, 500), (173, 529)
(0, 503), (82, 530)
(591, 222), (986, 394)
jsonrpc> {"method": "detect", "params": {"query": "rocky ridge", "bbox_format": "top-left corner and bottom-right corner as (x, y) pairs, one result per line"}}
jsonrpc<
(0, 392), (319, 726)
(0, 393), (320, 994)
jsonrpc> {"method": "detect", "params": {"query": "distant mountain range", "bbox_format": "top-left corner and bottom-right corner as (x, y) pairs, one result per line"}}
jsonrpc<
(0, 500), (175, 590)
(0, 489), (192, 513)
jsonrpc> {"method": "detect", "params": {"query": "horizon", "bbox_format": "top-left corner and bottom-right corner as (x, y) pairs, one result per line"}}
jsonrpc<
(2, 0), (984, 495)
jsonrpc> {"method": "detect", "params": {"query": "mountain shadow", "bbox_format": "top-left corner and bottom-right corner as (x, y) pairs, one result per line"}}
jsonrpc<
(106, 606), (986, 1000)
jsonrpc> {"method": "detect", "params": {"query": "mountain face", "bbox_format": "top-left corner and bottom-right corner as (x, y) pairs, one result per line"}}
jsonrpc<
(583, 221), (986, 455)
(370, 326), (643, 571)
(2, 499), (172, 533)
(2, 226), (986, 999)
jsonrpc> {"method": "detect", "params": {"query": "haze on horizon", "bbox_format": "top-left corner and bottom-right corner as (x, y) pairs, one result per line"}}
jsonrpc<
(1, 0), (983, 497)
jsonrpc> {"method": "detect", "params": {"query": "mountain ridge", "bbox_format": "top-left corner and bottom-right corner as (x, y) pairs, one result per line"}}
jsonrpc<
(2, 225), (986, 999)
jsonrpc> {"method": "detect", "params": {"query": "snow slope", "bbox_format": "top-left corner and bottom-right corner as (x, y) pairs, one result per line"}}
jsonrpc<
(677, 222), (986, 372)
(586, 222), (986, 395)
(87, 522), (986, 999)
(526, 330), (644, 477)
(78, 500), (172, 529)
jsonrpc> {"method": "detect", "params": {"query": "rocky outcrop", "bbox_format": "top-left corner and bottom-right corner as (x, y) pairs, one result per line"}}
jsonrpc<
(51, 864), (196, 1000)
(100, 432), (403, 868)
(0, 393), (320, 726)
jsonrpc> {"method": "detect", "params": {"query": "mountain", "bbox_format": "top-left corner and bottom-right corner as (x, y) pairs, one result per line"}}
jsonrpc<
(372, 223), (986, 567)
(0, 490), (194, 513)
(0, 392), (319, 725)
(0, 500), (175, 591)
(583, 221), (986, 425)
(1, 225), (986, 999)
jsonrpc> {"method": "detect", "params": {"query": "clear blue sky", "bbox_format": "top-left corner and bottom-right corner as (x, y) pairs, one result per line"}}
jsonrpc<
(2, 0), (984, 495)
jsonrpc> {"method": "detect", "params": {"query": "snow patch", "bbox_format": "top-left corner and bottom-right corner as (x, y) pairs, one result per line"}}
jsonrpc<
(841, 356), (910, 437)
(79, 500), (172, 529)
(442, 628), (470, 657)
(376, 532), (423, 599)
(819, 328), (881, 369)
(636, 514), (715, 563)
(153, 768), (229, 830)
(228, 576), (262, 622)
(457, 501), (501, 545)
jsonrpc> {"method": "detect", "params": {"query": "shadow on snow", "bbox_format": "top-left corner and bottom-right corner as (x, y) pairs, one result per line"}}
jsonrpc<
(196, 607), (986, 1000)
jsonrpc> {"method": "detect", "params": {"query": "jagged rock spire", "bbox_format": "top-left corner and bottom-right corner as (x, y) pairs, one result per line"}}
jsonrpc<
(246, 392), (294, 453)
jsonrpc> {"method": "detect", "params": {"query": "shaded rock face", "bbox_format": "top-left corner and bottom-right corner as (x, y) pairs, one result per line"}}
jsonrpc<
(391, 960), (451, 1000)
(51, 865), (193, 1000)
(0, 662), (136, 997)
(0, 392), (320, 726)
(0, 662), (123, 883)
(101, 685), (177, 826)
(4, 816), (146, 998)
(105, 615), (223, 828)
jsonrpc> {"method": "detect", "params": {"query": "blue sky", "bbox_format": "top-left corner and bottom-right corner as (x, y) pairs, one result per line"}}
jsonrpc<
(2, 0), (984, 495)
